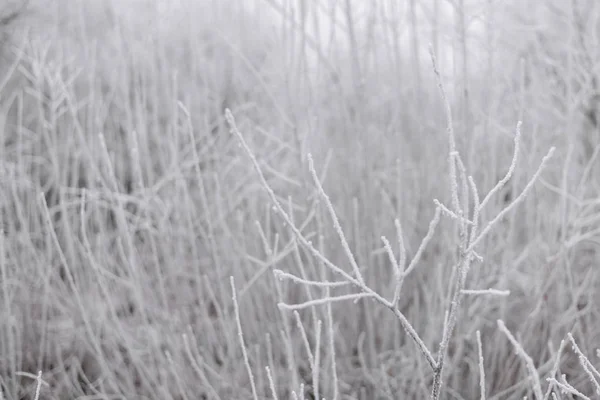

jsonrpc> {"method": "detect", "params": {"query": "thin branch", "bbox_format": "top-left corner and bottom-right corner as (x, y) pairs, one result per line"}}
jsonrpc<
(434, 199), (474, 225)
(308, 153), (365, 285)
(498, 320), (543, 400)
(429, 45), (460, 215)
(278, 292), (376, 311)
(544, 339), (567, 400)
(468, 175), (481, 243)
(568, 333), (600, 394)
(546, 376), (590, 400)
(381, 235), (400, 278)
(395, 206), (442, 304)
(468, 147), (555, 252)
(389, 306), (438, 371)
(273, 269), (349, 288)
(230, 277), (259, 400)
(326, 286), (339, 400)
(266, 366), (279, 400)
(395, 218), (407, 275)
(476, 331), (486, 400)
(480, 121), (522, 210)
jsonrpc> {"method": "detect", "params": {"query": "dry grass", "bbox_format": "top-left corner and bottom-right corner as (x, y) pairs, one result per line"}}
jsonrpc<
(0, 0), (599, 399)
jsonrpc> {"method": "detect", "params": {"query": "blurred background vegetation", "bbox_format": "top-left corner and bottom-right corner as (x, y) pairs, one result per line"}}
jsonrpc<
(0, 0), (599, 398)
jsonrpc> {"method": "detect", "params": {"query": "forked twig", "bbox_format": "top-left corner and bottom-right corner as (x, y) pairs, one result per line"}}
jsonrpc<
(226, 109), (438, 372)
(428, 43), (554, 400)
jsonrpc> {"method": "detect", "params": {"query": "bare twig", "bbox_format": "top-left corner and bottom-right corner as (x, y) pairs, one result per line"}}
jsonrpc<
(277, 292), (377, 311)
(498, 320), (544, 400)
(226, 109), (437, 371)
(468, 147), (555, 252)
(231, 277), (259, 400)
(476, 331), (486, 400)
